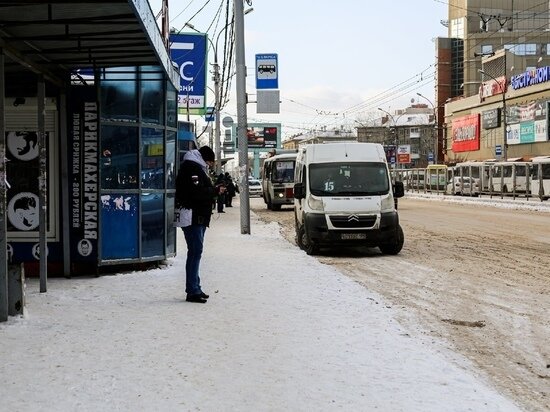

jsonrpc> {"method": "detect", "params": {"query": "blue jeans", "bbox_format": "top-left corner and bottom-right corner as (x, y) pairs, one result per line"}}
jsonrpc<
(182, 225), (207, 295)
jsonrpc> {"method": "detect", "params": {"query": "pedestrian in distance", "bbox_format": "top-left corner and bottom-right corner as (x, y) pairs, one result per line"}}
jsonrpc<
(224, 172), (238, 207)
(215, 173), (226, 213)
(175, 145), (217, 304)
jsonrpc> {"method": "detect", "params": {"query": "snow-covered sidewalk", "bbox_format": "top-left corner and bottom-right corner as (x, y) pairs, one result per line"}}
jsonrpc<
(0, 205), (519, 411)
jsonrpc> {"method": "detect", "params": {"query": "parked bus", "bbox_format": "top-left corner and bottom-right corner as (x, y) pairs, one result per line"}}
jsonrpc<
(425, 164), (448, 192)
(261, 152), (297, 210)
(407, 168), (425, 191)
(531, 156), (550, 200)
(450, 161), (491, 195)
(490, 161), (531, 194)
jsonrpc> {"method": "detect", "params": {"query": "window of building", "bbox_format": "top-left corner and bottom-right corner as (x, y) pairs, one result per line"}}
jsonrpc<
(506, 43), (537, 56)
(141, 66), (165, 125)
(481, 44), (493, 54)
(100, 125), (139, 190)
(99, 67), (138, 121)
(141, 128), (165, 190)
(450, 17), (465, 39)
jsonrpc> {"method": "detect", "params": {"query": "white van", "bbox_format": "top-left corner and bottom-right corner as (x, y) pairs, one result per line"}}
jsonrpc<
(293, 143), (405, 255)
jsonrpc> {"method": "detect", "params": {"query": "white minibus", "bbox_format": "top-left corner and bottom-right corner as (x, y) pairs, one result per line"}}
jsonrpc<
(293, 143), (404, 255)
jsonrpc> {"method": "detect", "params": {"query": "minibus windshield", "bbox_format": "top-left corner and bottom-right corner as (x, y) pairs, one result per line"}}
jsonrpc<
(309, 162), (389, 196)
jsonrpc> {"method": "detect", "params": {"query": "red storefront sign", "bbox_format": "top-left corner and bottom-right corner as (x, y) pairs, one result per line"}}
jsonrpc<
(452, 114), (480, 152)
(397, 153), (410, 164)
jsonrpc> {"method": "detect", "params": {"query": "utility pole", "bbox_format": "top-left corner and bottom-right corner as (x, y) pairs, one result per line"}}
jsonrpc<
(213, 60), (221, 174)
(234, 0), (250, 234)
(479, 69), (508, 161)
(0, 49), (8, 321)
(416, 92), (437, 164)
(378, 108), (399, 170)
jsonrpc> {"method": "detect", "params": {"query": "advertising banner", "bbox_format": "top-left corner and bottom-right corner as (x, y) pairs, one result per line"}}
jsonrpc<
(479, 76), (507, 101)
(507, 123), (520, 145)
(170, 33), (208, 115)
(68, 85), (99, 263)
(482, 108), (500, 129)
(506, 99), (549, 145)
(397, 145), (411, 164)
(235, 123), (281, 149)
(452, 114), (480, 152)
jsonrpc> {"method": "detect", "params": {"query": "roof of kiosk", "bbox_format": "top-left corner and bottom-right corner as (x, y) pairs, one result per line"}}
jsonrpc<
(0, 0), (178, 86)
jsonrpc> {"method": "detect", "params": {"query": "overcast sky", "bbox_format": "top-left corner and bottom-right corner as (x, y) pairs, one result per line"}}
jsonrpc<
(151, 0), (449, 137)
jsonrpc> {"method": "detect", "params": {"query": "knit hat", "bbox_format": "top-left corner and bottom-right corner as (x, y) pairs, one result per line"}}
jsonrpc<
(198, 145), (215, 162)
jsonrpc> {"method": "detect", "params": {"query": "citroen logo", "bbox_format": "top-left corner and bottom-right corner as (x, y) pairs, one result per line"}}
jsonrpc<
(348, 214), (359, 222)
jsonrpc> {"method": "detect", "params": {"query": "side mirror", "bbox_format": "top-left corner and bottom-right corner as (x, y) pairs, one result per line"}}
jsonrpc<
(294, 182), (305, 199)
(393, 181), (404, 198)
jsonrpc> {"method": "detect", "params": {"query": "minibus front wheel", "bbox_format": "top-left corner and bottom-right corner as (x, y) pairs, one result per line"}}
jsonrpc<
(379, 225), (404, 255)
(297, 224), (319, 256)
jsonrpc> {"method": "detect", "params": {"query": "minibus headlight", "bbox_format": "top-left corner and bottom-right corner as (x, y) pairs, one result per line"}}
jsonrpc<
(381, 195), (394, 211)
(308, 196), (324, 211)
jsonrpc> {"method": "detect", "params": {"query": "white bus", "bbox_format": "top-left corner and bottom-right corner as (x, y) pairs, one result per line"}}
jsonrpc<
(260, 152), (297, 210)
(531, 156), (550, 200)
(451, 161), (492, 195)
(490, 161), (531, 194)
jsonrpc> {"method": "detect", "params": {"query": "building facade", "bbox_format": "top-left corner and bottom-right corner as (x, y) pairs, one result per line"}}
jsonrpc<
(437, 0), (550, 162)
(0, 1), (180, 282)
(356, 105), (436, 168)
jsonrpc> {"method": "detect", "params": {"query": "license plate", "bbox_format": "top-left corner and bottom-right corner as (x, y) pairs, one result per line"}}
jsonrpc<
(341, 233), (366, 240)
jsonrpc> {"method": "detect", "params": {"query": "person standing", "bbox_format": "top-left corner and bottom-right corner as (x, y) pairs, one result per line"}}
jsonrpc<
(215, 173), (226, 213)
(175, 146), (216, 303)
(224, 173), (238, 207)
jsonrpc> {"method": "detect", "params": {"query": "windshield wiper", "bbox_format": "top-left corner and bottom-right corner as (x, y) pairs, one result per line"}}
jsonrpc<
(334, 191), (368, 196)
(311, 189), (334, 196)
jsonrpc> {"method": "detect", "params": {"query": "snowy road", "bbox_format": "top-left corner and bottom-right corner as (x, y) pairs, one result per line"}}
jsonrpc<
(251, 194), (550, 412)
(0, 196), (526, 411)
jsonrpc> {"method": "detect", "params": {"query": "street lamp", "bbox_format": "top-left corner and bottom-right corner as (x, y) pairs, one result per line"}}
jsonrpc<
(416, 92), (437, 164)
(183, 8), (254, 175)
(378, 107), (399, 170)
(479, 68), (508, 161)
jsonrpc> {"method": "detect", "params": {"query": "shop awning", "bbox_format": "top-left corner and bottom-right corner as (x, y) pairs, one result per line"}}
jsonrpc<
(0, 0), (178, 87)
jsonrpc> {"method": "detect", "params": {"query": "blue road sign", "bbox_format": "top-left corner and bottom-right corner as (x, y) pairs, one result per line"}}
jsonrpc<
(170, 33), (208, 113)
(428, 153), (434, 162)
(205, 107), (215, 122)
(495, 144), (502, 156)
(256, 53), (278, 89)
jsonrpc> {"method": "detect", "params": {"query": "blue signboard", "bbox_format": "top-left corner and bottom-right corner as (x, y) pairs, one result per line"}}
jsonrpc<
(170, 33), (208, 114)
(101, 194), (139, 259)
(495, 144), (502, 156)
(205, 106), (215, 122)
(256, 53), (278, 89)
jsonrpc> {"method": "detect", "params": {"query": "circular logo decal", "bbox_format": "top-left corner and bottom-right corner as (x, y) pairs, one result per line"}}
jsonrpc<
(32, 243), (49, 260)
(7, 131), (39, 161)
(78, 239), (93, 257)
(8, 192), (39, 231)
(7, 244), (13, 263)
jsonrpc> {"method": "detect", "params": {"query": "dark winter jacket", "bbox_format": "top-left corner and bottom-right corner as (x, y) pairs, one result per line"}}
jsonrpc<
(175, 150), (216, 227)
(226, 179), (237, 197)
